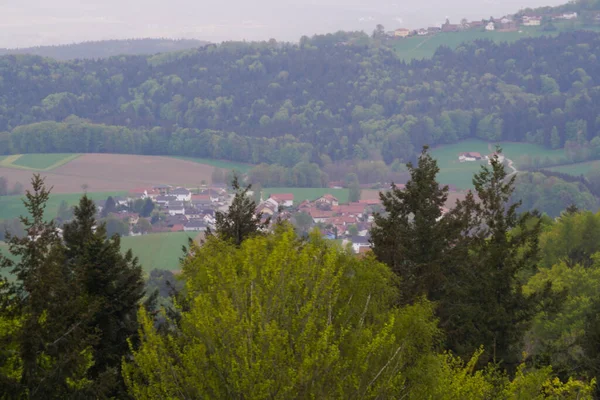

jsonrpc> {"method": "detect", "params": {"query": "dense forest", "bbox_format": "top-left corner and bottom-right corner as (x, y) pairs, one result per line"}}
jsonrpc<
(3, 154), (600, 398)
(0, 39), (210, 61)
(1, 31), (600, 170)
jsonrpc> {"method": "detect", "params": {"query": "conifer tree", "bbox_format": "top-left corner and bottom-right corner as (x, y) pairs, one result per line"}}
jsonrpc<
(370, 146), (460, 304)
(62, 194), (145, 396)
(0, 175), (95, 398)
(211, 175), (267, 246)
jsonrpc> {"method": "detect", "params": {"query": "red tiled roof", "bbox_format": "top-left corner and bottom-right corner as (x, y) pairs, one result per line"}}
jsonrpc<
(192, 194), (211, 201)
(171, 224), (184, 232)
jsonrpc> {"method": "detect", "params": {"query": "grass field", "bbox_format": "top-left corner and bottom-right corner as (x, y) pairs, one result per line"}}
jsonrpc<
(120, 232), (196, 273)
(263, 187), (349, 204)
(0, 191), (126, 221)
(172, 156), (254, 173)
(430, 139), (564, 189)
(392, 24), (600, 61)
(1, 153), (80, 170)
(547, 160), (600, 176)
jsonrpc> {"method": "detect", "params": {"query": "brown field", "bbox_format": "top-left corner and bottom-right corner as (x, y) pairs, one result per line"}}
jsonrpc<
(0, 154), (217, 193)
(361, 189), (468, 209)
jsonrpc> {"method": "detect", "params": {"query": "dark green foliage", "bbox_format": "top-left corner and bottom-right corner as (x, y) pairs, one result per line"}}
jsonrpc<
(582, 296), (600, 397)
(141, 198), (155, 218)
(211, 176), (267, 246)
(371, 146), (457, 304)
(2, 32), (600, 168)
(102, 196), (117, 217)
(103, 216), (130, 237)
(62, 195), (145, 396)
(0, 175), (95, 398)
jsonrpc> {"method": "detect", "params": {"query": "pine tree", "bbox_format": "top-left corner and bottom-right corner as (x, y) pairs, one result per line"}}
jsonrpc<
(447, 152), (554, 369)
(0, 175), (95, 398)
(102, 196), (116, 217)
(141, 197), (154, 217)
(211, 175), (267, 246)
(370, 146), (460, 304)
(62, 194), (145, 396)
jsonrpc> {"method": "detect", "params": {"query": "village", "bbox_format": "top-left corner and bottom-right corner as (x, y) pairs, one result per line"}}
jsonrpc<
(389, 10), (584, 38)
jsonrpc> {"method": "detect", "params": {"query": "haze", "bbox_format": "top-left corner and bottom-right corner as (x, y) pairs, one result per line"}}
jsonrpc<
(1, 0), (566, 48)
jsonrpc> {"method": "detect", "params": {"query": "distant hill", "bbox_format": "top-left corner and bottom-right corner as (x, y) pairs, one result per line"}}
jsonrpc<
(0, 38), (210, 60)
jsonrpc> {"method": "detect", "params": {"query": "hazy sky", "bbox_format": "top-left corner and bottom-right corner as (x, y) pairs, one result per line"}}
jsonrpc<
(0, 0), (566, 48)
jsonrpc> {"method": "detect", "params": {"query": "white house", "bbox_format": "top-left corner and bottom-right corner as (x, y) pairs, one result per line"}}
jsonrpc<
(560, 12), (578, 20)
(316, 194), (339, 207)
(168, 201), (185, 216)
(485, 22), (495, 31)
(350, 236), (371, 254)
(522, 16), (542, 26)
(458, 152), (483, 162)
(156, 195), (177, 207)
(184, 220), (207, 232)
(270, 193), (294, 208)
(171, 188), (192, 202)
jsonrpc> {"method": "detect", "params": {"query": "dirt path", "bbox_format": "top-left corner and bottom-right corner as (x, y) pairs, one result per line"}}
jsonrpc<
(506, 158), (518, 177)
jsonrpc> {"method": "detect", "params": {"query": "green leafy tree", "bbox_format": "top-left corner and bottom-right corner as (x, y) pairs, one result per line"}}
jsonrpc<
(140, 198), (155, 218)
(348, 182), (361, 203)
(102, 196), (117, 217)
(210, 175), (266, 246)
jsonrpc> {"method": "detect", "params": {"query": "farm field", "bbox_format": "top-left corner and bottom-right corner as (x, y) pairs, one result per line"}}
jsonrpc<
(547, 160), (600, 176)
(263, 187), (349, 204)
(120, 232), (199, 274)
(173, 156), (254, 173)
(0, 154), (219, 194)
(0, 191), (126, 221)
(3, 153), (81, 170)
(430, 139), (564, 189)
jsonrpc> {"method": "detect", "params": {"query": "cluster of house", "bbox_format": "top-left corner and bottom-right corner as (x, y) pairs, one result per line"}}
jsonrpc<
(458, 152), (506, 164)
(256, 192), (385, 254)
(390, 11), (581, 38)
(94, 184), (230, 235)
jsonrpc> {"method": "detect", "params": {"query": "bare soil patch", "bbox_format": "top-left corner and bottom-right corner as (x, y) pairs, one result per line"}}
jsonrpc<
(0, 154), (217, 193)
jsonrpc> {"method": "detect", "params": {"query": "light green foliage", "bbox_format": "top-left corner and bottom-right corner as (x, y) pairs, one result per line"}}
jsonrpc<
(123, 226), (444, 399)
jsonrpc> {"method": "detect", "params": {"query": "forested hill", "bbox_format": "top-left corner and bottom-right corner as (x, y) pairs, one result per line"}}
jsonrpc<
(0, 38), (209, 61)
(1, 31), (600, 167)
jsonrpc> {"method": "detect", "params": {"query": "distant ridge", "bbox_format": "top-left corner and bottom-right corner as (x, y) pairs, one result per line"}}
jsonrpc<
(0, 38), (210, 61)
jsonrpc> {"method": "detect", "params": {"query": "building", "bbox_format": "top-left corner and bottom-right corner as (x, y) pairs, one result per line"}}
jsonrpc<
(394, 28), (411, 38)
(485, 22), (495, 31)
(184, 220), (207, 232)
(442, 19), (460, 32)
(316, 194), (339, 207)
(168, 201), (185, 216)
(350, 236), (371, 254)
(171, 187), (192, 202)
(270, 193), (294, 208)
(417, 29), (429, 36)
(522, 16), (542, 26)
(427, 27), (441, 34)
(156, 195), (177, 207)
(559, 12), (578, 20)
(458, 152), (483, 162)
(310, 209), (334, 224)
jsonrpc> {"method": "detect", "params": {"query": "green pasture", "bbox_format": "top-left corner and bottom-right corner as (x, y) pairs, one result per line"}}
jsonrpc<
(172, 156), (254, 173)
(263, 187), (349, 204)
(0, 191), (126, 221)
(1, 153), (80, 170)
(547, 160), (600, 176)
(121, 232), (195, 273)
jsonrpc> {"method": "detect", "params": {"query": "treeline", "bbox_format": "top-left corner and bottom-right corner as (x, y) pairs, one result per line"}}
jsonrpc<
(0, 38), (210, 61)
(2, 154), (600, 397)
(0, 176), (24, 196)
(2, 32), (600, 165)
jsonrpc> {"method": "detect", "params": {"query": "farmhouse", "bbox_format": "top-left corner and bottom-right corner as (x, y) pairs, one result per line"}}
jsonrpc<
(350, 236), (371, 254)
(458, 152), (483, 162)
(156, 195), (177, 206)
(270, 193), (294, 208)
(316, 194), (339, 207)
(394, 28), (411, 38)
(485, 22), (495, 31)
(522, 16), (542, 26)
(442, 19), (460, 32)
(171, 187), (192, 202)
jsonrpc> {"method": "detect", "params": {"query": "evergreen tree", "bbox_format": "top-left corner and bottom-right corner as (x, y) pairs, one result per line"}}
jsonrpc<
(447, 153), (555, 369)
(62, 195), (145, 396)
(211, 175), (267, 246)
(0, 175), (95, 398)
(370, 146), (459, 304)
(348, 182), (361, 203)
(102, 196), (116, 217)
(141, 197), (155, 217)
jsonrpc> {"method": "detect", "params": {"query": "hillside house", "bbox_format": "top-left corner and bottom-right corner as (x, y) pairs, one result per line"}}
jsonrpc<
(184, 220), (207, 232)
(310, 209), (334, 224)
(522, 16), (542, 26)
(171, 188), (192, 202)
(485, 22), (495, 31)
(113, 196), (129, 207)
(316, 194), (339, 207)
(153, 184), (172, 194)
(184, 207), (202, 219)
(168, 202), (185, 216)
(459, 152), (483, 162)
(558, 12), (577, 20)
(257, 201), (277, 216)
(417, 29), (429, 36)
(427, 27), (441, 34)
(350, 236), (371, 254)
(165, 214), (188, 227)
(203, 214), (216, 226)
(394, 28), (411, 38)
(442, 19), (460, 32)
(270, 193), (294, 208)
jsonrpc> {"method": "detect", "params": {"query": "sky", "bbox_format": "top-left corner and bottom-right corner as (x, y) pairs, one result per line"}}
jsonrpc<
(0, 0), (567, 48)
